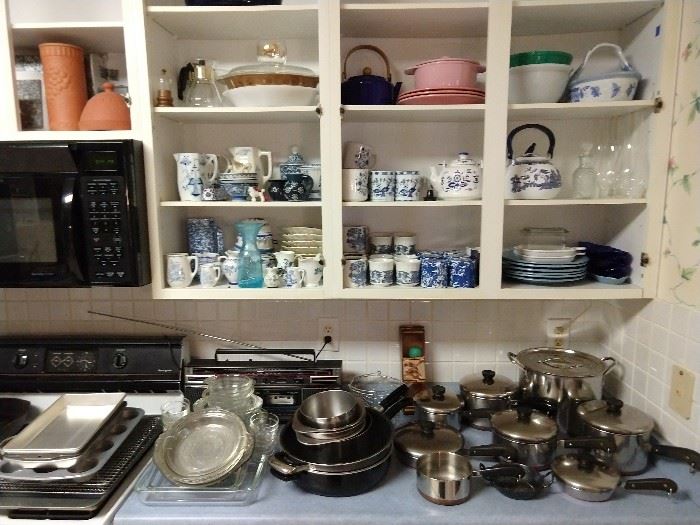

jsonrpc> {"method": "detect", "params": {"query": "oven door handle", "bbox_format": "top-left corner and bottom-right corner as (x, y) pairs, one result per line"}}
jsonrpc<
(61, 176), (88, 283)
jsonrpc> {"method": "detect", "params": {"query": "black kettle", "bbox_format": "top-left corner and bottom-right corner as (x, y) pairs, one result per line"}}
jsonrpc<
(341, 45), (401, 105)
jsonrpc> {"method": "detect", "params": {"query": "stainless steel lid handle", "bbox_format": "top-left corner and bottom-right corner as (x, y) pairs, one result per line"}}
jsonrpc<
(601, 357), (617, 376)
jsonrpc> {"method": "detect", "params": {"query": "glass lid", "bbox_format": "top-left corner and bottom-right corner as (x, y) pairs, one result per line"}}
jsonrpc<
(577, 399), (654, 435)
(491, 406), (557, 443)
(460, 369), (518, 399)
(224, 40), (316, 78)
(513, 347), (607, 378)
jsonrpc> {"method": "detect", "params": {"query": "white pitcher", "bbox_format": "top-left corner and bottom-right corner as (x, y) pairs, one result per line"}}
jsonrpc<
(298, 255), (323, 287)
(166, 253), (198, 288)
(174, 153), (218, 201)
(225, 146), (272, 187)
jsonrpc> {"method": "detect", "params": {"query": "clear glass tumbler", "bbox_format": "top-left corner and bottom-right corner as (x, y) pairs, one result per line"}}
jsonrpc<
(250, 411), (279, 453)
(161, 398), (191, 430)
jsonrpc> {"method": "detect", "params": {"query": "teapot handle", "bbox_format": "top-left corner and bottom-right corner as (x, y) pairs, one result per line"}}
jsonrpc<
(569, 43), (635, 85)
(343, 44), (392, 82)
(506, 123), (556, 160)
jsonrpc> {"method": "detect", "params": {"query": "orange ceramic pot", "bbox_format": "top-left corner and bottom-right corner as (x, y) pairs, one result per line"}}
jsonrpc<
(79, 82), (131, 130)
(38, 43), (88, 131)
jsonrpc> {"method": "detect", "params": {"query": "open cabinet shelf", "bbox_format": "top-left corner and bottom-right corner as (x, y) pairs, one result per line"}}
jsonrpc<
(499, 280), (644, 300)
(11, 22), (124, 53)
(153, 107), (320, 124)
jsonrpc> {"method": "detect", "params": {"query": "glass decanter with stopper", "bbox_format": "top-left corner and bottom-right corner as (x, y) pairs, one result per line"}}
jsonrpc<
(236, 220), (263, 288)
(572, 144), (597, 198)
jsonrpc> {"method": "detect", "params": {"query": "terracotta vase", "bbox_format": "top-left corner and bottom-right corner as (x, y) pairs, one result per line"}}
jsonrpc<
(38, 43), (88, 131)
(79, 82), (131, 130)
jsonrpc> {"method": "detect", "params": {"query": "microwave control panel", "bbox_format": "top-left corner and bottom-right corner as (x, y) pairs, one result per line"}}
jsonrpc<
(81, 174), (133, 284)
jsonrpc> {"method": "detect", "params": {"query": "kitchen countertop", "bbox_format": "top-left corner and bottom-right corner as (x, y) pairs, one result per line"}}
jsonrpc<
(114, 419), (700, 525)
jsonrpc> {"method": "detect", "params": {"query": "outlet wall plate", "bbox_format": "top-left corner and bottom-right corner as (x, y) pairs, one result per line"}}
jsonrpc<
(669, 365), (694, 420)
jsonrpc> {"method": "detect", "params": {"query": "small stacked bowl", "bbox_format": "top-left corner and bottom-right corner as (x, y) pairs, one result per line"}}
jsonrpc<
(508, 50), (573, 104)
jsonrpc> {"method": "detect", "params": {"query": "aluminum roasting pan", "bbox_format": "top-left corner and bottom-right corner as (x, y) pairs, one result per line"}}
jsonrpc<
(0, 393), (126, 459)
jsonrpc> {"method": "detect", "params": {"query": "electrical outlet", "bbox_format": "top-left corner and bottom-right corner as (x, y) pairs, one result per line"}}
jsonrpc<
(546, 318), (571, 348)
(318, 318), (339, 352)
(669, 365), (694, 419)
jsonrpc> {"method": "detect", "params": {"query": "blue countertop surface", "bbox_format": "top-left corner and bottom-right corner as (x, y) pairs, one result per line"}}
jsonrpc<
(114, 416), (700, 525)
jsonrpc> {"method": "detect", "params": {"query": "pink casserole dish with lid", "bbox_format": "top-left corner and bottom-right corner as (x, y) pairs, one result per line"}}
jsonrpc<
(405, 57), (486, 90)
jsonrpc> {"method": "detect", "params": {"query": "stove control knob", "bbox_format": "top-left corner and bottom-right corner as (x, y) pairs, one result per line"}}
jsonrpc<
(13, 352), (28, 369)
(112, 352), (128, 369)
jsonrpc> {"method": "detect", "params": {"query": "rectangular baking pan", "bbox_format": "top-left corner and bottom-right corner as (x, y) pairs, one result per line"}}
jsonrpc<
(0, 393), (126, 459)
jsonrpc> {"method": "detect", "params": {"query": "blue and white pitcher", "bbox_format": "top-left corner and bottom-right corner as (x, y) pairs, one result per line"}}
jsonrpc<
(174, 153), (218, 201)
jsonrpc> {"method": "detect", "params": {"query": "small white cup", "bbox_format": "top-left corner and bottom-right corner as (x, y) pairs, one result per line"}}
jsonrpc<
(394, 233), (417, 256)
(342, 169), (369, 202)
(369, 258), (394, 287)
(200, 263), (221, 288)
(395, 256), (421, 287)
(370, 233), (394, 255)
(264, 267), (282, 288)
(284, 267), (306, 288)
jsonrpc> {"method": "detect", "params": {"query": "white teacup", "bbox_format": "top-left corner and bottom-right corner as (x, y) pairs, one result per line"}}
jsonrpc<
(342, 169), (369, 202)
(370, 233), (393, 255)
(166, 253), (198, 288)
(200, 262), (221, 288)
(274, 250), (297, 269)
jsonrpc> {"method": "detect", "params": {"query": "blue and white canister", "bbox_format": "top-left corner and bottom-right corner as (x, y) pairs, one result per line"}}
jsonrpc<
(420, 256), (448, 288)
(369, 171), (396, 202)
(343, 226), (368, 254)
(395, 171), (423, 201)
(187, 217), (219, 254)
(448, 256), (476, 288)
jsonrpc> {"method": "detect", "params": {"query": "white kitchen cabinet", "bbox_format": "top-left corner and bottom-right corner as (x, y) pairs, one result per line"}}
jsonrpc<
(0, 0), (681, 301)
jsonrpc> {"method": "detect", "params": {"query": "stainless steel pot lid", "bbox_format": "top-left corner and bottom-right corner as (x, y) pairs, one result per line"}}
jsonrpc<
(491, 406), (557, 443)
(577, 399), (654, 435)
(552, 454), (620, 494)
(394, 421), (464, 466)
(513, 347), (608, 378)
(460, 370), (518, 399)
(414, 385), (462, 415)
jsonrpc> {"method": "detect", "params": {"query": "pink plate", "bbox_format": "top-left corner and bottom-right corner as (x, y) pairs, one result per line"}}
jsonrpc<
(399, 88), (485, 99)
(397, 93), (485, 105)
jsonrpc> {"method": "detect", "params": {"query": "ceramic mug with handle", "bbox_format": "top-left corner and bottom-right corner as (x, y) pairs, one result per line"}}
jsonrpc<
(284, 267), (306, 288)
(174, 153), (218, 201)
(298, 255), (323, 287)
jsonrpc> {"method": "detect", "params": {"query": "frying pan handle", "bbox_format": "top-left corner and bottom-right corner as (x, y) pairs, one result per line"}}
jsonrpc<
(478, 463), (527, 481)
(651, 444), (700, 473)
(623, 478), (678, 495)
(561, 437), (617, 453)
(464, 408), (494, 420)
(379, 383), (409, 413)
(468, 444), (518, 461)
(601, 357), (617, 376)
(269, 452), (309, 480)
(382, 395), (413, 420)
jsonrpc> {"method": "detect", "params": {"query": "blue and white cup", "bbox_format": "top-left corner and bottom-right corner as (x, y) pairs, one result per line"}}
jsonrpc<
(370, 233), (393, 255)
(344, 256), (368, 288)
(448, 256), (476, 288)
(274, 251), (297, 270)
(344, 226), (368, 254)
(395, 171), (423, 201)
(395, 255), (420, 287)
(219, 251), (240, 285)
(342, 169), (369, 202)
(284, 267), (306, 288)
(394, 233), (416, 255)
(261, 253), (277, 269)
(369, 257), (394, 287)
(421, 256), (448, 288)
(369, 171), (396, 202)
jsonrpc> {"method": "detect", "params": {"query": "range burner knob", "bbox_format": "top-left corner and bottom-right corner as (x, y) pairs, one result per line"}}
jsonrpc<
(112, 352), (128, 369)
(13, 352), (28, 369)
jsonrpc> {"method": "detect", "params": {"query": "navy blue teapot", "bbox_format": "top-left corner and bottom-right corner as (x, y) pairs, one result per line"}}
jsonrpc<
(341, 45), (401, 105)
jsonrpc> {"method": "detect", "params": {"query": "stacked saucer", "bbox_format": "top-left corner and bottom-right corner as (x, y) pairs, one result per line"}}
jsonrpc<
(281, 227), (322, 257)
(502, 249), (588, 284)
(219, 172), (259, 201)
(397, 87), (485, 105)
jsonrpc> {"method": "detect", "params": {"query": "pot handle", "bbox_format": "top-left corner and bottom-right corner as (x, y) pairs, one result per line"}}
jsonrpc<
(468, 444), (518, 461)
(507, 351), (522, 367)
(623, 478), (678, 495)
(269, 452), (310, 480)
(506, 124), (556, 161)
(343, 44), (392, 82)
(477, 463), (527, 481)
(601, 356), (617, 376)
(651, 444), (700, 473)
(561, 437), (617, 453)
(378, 383), (408, 412)
(569, 43), (636, 85)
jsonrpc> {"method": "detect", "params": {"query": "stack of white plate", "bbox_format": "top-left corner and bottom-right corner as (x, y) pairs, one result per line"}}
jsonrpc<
(281, 227), (322, 257)
(503, 248), (588, 284)
(513, 245), (586, 264)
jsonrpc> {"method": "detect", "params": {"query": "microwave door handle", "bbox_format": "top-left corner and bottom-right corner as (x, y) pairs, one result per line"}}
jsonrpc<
(61, 176), (87, 283)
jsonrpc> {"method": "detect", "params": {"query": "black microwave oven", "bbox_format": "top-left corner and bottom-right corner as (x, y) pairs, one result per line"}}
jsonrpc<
(0, 140), (150, 287)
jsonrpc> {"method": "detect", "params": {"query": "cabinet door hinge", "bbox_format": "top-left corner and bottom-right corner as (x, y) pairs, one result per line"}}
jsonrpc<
(641, 252), (650, 267)
(339, 106), (345, 120)
(654, 97), (663, 113)
(315, 105), (322, 117)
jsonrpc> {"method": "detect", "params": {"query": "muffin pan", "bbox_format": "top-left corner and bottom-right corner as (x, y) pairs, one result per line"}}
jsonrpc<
(0, 407), (144, 482)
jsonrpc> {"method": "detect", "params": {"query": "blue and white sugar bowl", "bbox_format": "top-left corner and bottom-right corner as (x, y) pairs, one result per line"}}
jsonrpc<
(505, 123), (561, 200)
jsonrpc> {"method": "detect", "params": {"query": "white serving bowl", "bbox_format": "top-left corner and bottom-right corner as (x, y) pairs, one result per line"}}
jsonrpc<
(508, 63), (571, 104)
(222, 85), (318, 107)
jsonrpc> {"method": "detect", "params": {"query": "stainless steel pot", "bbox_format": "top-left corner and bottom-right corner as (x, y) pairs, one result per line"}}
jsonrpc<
(416, 452), (526, 506)
(414, 385), (463, 429)
(394, 420), (464, 468)
(576, 398), (700, 475)
(508, 347), (616, 433)
(297, 389), (365, 430)
(552, 454), (678, 502)
(459, 369), (519, 430)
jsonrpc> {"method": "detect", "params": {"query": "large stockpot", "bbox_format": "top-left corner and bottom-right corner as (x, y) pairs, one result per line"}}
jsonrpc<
(508, 347), (616, 433)
(552, 454), (678, 502)
(576, 398), (700, 475)
(413, 385), (463, 429)
(459, 369), (519, 430)
(269, 385), (411, 496)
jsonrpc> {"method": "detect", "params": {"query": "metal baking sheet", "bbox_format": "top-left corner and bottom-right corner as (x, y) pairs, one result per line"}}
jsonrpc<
(0, 407), (144, 482)
(0, 393), (126, 459)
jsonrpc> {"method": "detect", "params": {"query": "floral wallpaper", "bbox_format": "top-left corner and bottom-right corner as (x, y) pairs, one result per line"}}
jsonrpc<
(659, 1), (700, 308)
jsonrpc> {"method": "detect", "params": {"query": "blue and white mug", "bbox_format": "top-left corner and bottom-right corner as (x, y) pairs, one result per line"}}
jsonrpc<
(369, 257), (394, 287)
(395, 255), (420, 287)
(369, 171), (396, 202)
(394, 233), (416, 255)
(284, 267), (306, 288)
(344, 226), (368, 254)
(395, 171), (422, 201)
(344, 256), (367, 288)
(370, 233), (393, 255)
